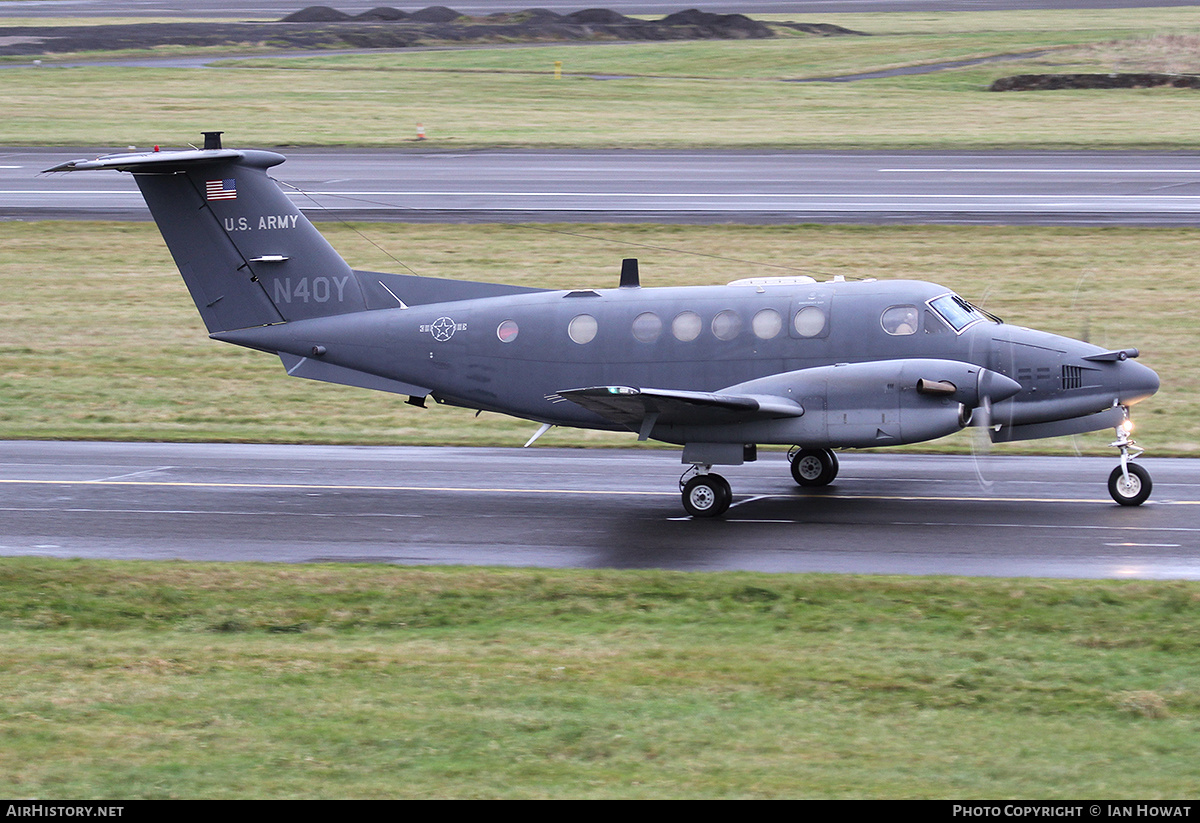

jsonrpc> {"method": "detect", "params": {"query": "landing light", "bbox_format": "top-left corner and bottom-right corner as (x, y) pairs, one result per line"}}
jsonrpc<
(1121, 419), (1134, 435)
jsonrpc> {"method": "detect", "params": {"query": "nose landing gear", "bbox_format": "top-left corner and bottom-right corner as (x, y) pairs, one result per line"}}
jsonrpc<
(1108, 408), (1151, 506)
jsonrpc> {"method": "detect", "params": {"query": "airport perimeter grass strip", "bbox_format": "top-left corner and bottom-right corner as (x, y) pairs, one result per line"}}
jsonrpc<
(1, 558), (1199, 798)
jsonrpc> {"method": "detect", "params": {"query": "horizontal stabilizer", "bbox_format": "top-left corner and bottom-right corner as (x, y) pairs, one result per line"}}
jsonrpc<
(44, 148), (280, 174)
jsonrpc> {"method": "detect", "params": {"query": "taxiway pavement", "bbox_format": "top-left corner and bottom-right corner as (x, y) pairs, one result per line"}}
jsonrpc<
(9, 149), (1200, 225)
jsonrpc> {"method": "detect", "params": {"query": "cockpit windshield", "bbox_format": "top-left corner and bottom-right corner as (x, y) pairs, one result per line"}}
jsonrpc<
(928, 293), (999, 332)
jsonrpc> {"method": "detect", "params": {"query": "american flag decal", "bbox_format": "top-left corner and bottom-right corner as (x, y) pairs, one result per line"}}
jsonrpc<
(206, 178), (237, 200)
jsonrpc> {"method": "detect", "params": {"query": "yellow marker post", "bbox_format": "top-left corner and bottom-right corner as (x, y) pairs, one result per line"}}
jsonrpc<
(554, 60), (562, 80)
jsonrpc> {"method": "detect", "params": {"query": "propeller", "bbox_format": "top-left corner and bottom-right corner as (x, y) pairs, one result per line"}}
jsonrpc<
(965, 294), (997, 491)
(969, 393), (995, 491)
(928, 359), (1016, 492)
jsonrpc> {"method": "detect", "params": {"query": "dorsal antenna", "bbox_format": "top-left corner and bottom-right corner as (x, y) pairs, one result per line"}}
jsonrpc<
(619, 258), (639, 288)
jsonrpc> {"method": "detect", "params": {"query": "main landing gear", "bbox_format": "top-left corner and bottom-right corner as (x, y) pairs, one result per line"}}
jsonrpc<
(788, 447), (839, 487)
(679, 446), (841, 518)
(1108, 409), (1152, 506)
(680, 468), (732, 518)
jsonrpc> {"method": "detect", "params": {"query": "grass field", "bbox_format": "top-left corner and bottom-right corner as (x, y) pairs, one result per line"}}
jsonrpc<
(1, 220), (1193, 453)
(3, 9), (1200, 148)
(1, 559), (1198, 798)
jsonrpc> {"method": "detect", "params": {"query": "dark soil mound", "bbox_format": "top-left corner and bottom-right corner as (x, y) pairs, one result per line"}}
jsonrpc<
(660, 9), (772, 38)
(519, 8), (565, 21)
(485, 8), (564, 24)
(991, 72), (1200, 91)
(282, 6), (351, 23)
(407, 6), (462, 23)
(661, 9), (716, 26)
(565, 9), (630, 24)
(354, 7), (409, 21)
(0, 6), (804, 59)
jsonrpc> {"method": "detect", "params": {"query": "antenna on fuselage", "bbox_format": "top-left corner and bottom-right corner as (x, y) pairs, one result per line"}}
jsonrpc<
(619, 258), (639, 288)
(202, 131), (224, 150)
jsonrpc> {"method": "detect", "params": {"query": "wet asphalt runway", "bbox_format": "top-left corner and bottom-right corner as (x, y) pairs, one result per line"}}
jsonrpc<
(4, 441), (1198, 578)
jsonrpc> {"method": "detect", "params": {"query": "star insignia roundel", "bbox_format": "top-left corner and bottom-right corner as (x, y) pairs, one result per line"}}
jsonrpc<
(430, 316), (457, 342)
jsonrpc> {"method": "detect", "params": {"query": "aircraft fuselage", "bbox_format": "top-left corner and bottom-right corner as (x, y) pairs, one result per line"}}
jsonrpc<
(218, 275), (1158, 450)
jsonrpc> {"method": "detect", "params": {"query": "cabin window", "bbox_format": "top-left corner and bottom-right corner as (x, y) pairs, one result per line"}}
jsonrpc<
(568, 314), (598, 345)
(497, 320), (519, 343)
(881, 305), (919, 336)
(672, 311), (702, 342)
(632, 311), (662, 343)
(712, 310), (742, 341)
(752, 308), (782, 340)
(793, 305), (826, 338)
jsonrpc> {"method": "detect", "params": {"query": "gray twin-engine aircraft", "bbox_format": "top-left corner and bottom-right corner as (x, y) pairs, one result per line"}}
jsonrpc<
(48, 133), (1161, 516)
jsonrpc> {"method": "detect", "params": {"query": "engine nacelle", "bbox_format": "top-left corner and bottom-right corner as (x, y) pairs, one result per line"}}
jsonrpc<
(658, 359), (1019, 449)
(768, 359), (974, 447)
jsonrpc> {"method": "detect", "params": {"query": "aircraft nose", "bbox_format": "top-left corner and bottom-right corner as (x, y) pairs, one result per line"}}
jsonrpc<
(1119, 359), (1160, 405)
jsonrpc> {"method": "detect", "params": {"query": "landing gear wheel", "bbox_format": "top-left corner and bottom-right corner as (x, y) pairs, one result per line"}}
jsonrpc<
(1109, 463), (1152, 506)
(682, 474), (732, 518)
(790, 448), (839, 487)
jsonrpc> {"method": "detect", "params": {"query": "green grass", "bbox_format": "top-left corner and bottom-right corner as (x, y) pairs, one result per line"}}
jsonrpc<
(221, 29), (1093, 79)
(1, 221), (1193, 453)
(4, 9), (1200, 149)
(1, 558), (1198, 798)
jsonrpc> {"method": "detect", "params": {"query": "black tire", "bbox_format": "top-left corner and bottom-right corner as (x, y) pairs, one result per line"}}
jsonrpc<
(823, 449), (839, 482)
(682, 474), (732, 518)
(790, 448), (838, 487)
(1109, 463), (1152, 506)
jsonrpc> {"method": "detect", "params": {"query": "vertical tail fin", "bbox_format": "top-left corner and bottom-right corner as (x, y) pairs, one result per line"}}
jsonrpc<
(46, 136), (367, 333)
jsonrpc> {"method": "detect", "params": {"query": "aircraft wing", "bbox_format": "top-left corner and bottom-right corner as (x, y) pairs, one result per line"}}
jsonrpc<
(557, 385), (803, 435)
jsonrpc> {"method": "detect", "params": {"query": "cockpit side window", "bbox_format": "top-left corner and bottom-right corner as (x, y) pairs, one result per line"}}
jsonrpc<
(881, 305), (919, 336)
(923, 309), (950, 334)
(928, 294), (994, 333)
